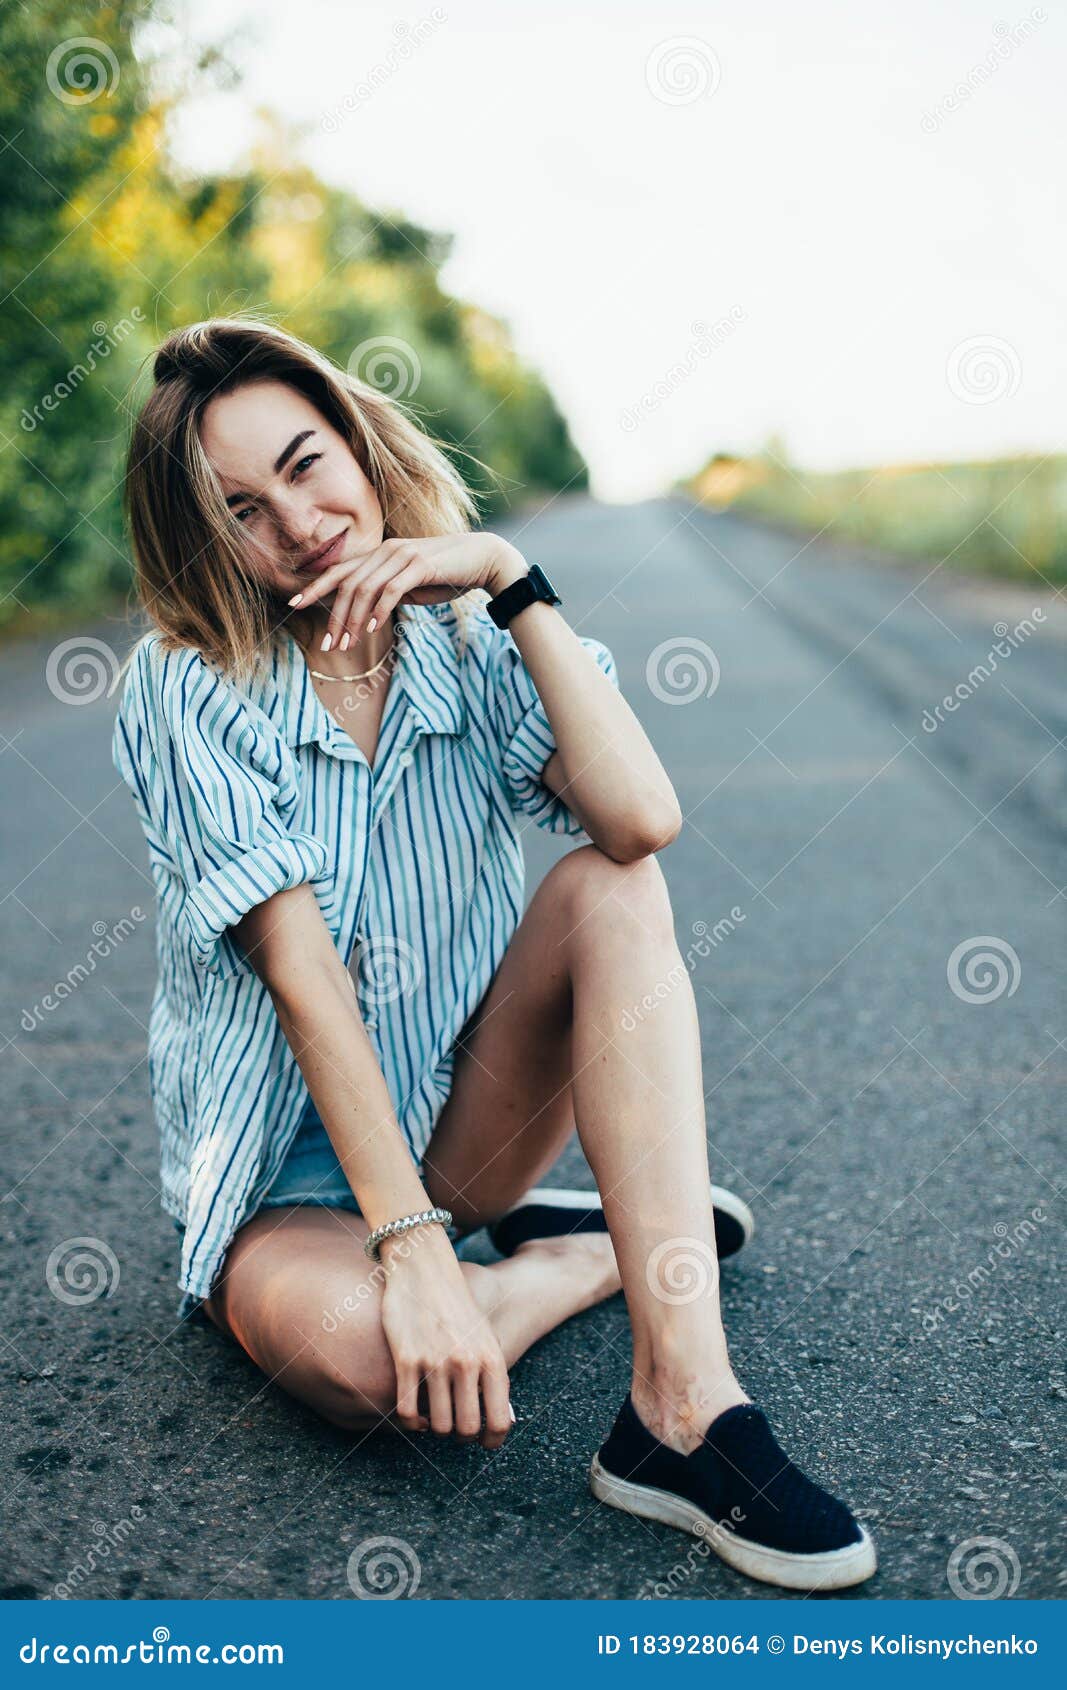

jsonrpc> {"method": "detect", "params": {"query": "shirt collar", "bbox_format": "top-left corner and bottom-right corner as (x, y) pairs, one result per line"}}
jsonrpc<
(269, 603), (467, 752)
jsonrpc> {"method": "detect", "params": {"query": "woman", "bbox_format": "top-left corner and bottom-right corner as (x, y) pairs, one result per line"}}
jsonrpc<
(111, 316), (876, 1592)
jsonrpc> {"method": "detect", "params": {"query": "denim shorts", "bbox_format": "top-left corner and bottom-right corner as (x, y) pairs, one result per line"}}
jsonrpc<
(172, 1100), (362, 1240)
(258, 1099), (364, 1212)
(171, 1102), (472, 1267)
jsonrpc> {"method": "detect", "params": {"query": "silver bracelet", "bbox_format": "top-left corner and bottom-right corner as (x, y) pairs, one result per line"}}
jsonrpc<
(364, 1206), (453, 1261)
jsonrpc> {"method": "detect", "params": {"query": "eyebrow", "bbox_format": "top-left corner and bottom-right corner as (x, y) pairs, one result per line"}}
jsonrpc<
(224, 430), (317, 508)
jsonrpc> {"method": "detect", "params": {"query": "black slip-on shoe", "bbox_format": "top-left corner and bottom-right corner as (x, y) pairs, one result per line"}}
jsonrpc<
(488, 1184), (754, 1262)
(589, 1394), (877, 1592)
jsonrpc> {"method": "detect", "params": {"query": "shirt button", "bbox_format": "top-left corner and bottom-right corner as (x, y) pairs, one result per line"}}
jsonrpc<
(398, 749), (414, 767)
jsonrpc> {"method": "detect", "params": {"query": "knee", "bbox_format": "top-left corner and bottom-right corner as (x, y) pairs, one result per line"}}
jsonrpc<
(313, 1333), (395, 1431)
(554, 846), (675, 944)
(304, 1293), (398, 1431)
(319, 1389), (389, 1434)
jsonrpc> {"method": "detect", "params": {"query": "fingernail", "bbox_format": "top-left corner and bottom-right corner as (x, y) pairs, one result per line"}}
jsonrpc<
(367, 616), (378, 632)
(508, 1403), (516, 1423)
(320, 633), (332, 652)
(288, 593), (303, 606)
(339, 632), (350, 651)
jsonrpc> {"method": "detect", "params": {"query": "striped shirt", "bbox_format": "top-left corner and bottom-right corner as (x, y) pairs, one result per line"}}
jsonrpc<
(111, 598), (618, 1320)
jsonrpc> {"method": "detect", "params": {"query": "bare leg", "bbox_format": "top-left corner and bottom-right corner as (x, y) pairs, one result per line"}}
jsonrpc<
(422, 846), (748, 1453)
(565, 862), (749, 1447)
(203, 1203), (620, 1435)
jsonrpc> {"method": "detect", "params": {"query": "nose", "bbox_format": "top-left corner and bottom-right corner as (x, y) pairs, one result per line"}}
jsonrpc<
(265, 476), (319, 547)
(274, 494), (321, 555)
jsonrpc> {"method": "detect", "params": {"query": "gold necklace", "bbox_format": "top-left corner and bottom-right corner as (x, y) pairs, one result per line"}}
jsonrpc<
(305, 644), (395, 683)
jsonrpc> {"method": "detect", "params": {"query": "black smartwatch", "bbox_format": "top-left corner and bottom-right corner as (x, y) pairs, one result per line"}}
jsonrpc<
(486, 562), (562, 629)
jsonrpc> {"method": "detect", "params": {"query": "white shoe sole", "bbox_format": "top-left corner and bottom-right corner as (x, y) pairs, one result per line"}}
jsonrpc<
(589, 1455), (877, 1591)
(506, 1184), (755, 1251)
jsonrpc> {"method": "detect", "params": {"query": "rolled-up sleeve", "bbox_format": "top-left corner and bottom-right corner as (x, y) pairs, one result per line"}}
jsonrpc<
(182, 826), (329, 974)
(114, 639), (333, 977)
(489, 625), (620, 835)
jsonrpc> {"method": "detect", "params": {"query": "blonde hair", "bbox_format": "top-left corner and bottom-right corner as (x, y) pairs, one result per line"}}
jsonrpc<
(119, 314), (490, 684)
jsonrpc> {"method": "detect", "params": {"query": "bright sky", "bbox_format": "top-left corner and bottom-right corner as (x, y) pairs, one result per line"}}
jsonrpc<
(164, 0), (1066, 501)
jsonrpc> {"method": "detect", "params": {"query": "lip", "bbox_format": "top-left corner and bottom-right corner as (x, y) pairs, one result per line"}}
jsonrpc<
(296, 527), (348, 574)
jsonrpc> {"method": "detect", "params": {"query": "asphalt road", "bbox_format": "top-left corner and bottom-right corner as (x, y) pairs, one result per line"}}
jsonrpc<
(2, 495), (1064, 1602)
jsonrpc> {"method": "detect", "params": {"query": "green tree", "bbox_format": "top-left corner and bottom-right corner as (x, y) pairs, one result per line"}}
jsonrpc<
(1, 7), (587, 634)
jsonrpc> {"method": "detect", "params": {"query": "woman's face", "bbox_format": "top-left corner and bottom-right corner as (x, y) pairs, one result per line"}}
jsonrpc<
(199, 377), (384, 601)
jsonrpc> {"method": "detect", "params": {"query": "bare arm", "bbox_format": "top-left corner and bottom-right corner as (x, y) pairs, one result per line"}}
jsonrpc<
(488, 549), (684, 861)
(283, 531), (682, 861)
(231, 885), (512, 1446)
(233, 885), (433, 1235)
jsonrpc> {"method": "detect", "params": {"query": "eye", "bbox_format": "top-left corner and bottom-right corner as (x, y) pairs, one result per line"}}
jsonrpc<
(232, 453), (321, 524)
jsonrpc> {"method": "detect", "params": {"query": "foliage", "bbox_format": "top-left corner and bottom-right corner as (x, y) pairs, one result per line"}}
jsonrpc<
(0, 4), (586, 633)
(685, 447), (1067, 586)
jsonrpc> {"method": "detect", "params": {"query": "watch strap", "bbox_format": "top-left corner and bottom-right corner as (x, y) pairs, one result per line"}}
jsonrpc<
(487, 563), (561, 629)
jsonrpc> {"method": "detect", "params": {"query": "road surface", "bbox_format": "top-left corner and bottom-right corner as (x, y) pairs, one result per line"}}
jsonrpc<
(1, 496), (1063, 1600)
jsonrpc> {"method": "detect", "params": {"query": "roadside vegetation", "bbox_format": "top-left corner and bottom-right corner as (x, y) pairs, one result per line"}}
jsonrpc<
(2, 1), (587, 638)
(685, 447), (1066, 587)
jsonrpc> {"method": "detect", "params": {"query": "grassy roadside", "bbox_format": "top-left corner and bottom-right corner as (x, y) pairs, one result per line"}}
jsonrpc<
(682, 451), (1067, 588)
(0, 590), (140, 652)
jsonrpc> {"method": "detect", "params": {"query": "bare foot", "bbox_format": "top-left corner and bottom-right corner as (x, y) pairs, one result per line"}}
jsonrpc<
(462, 1232), (622, 1366)
(513, 1230), (622, 1303)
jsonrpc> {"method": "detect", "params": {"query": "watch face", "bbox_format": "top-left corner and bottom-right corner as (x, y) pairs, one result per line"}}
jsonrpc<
(529, 563), (560, 603)
(488, 562), (561, 626)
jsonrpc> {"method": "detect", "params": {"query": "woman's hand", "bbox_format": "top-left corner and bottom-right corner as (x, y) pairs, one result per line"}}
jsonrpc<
(287, 532), (527, 652)
(378, 1226), (513, 1448)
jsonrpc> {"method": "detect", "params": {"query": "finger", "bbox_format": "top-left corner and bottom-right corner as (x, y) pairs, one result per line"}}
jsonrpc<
(363, 560), (430, 633)
(346, 551), (417, 639)
(393, 1361), (427, 1434)
(329, 543), (412, 640)
(287, 542), (384, 609)
(451, 1362), (483, 1443)
(425, 1367), (454, 1438)
(321, 576), (361, 650)
(478, 1362), (513, 1450)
